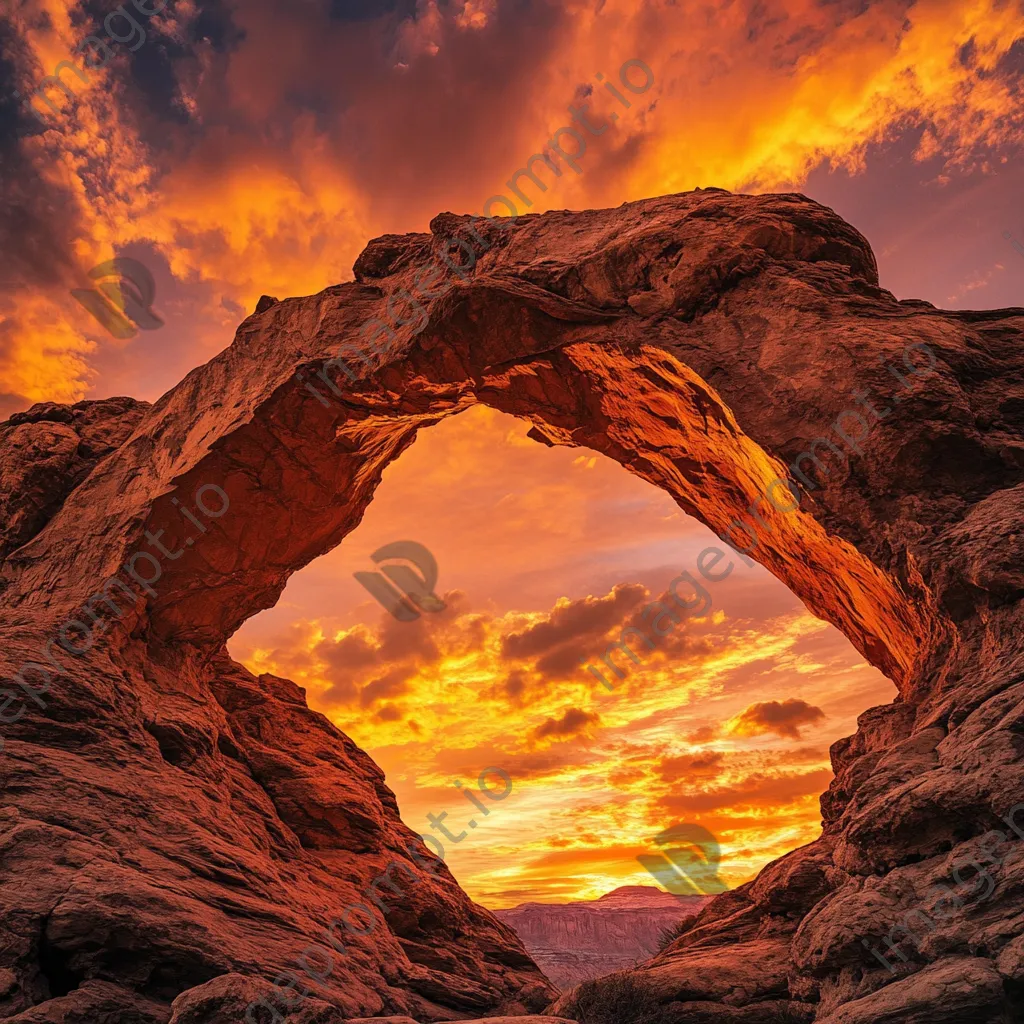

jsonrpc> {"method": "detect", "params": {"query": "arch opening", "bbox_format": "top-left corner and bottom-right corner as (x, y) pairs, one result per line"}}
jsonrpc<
(226, 403), (899, 986)
(64, 337), (928, 690)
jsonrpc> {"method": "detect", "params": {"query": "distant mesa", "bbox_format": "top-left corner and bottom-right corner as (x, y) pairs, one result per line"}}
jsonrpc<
(494, 885), (711, 990)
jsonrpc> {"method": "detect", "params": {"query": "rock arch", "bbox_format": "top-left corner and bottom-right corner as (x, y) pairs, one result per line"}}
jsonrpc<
(1, 190), (1022, 1022)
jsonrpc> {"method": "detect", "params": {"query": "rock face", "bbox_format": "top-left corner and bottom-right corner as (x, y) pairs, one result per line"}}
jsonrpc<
(0, 397), (149, 561)
(1, 188), (1023, 1022)
(494, 886), (709, 990)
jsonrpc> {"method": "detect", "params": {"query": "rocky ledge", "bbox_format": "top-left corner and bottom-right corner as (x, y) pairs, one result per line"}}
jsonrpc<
(1, 188), (1023, 1022)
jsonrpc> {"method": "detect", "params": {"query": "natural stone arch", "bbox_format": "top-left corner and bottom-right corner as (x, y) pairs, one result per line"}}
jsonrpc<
(2, 189), (1022, 1023)
(2, 192), (951, 690)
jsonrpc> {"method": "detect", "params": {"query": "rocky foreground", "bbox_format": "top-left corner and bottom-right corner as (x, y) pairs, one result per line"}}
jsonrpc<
(1, 188), (1023, 1022)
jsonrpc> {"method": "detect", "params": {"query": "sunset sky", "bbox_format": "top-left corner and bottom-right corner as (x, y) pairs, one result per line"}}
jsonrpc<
(2, 0), (1022, 907)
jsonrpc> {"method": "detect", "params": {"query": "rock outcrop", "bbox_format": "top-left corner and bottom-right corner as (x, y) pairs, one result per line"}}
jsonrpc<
(1, 188), (1023, 1022)
(494, 887), (708, 990)
(0, 397), (149, 561)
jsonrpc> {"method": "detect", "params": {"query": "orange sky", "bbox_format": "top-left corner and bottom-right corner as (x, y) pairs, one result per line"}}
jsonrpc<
(228, 405), (896, 906)
(2, 0), (1022, 906)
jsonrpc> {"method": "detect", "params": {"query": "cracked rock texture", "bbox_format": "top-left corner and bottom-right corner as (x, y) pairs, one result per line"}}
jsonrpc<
(1, 188), (1023, 1022)
(0, 397), (149, 562)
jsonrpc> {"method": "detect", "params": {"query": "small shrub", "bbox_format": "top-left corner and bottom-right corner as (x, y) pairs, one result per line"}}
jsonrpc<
(561, 973), (669, 1024)
(656, 918), (692, 952)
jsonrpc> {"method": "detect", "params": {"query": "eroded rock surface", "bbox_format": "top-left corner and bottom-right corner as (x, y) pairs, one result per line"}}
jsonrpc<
(0, 397), (149, 561)
(1, 188), (1023, 1022)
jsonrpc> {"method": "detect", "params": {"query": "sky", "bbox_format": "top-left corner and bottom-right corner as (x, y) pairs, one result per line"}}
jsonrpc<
(1, 0), (1022, 907)
(229, 404), (896, 907)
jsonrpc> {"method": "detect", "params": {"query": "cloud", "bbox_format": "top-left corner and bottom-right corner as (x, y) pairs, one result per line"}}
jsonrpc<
(226, 405), (897, 908)
(500, 669), (528, 705)
(725, 698), (827, 740)
(3, 0), (1022, 413)
(315, 628), (379, 673)
(656, 750), (726, 784)
(657, 767), (834, 817)
(496, 579), (717, 688)
(502, 583), (648, 660)
(375, 703), (403, 722)
(684, 725), (720, 744)
(532, 707), (600, 744)
(359, 663), (418, 707)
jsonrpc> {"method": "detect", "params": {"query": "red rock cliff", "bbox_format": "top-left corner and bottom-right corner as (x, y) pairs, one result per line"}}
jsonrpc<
(1, 188), (1023, 1023)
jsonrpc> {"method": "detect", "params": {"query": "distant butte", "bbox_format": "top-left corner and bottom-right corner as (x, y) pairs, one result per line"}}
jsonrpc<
(495, 886), (710, 990)
(1, 189), (1023, 1022)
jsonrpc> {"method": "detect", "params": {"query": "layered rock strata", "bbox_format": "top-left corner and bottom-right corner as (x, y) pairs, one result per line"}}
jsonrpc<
(495, 887), (709, 990)
(1, 188), (1023, 1022)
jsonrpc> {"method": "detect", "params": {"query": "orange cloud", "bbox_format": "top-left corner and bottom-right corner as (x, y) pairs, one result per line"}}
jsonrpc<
(532, 707), (601, 744)
(655, 766), (834, 817)
(502, 583), (648, 678)
(725, 698), (827, 740)
(4, 0), (1021, 411)
(656, 750), (726, 784)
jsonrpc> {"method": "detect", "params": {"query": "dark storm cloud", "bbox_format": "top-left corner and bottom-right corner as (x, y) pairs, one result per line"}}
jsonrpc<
(0, 14), (85, 290)
(329, 0), (417, 23)
(73, 0), (213, 137)
(0, 26), (22, 144)
(0, 0), (190, 293)
(0, 169), (83, 290)
(190, 0), (247, 51)
(114, 0), (247, 135)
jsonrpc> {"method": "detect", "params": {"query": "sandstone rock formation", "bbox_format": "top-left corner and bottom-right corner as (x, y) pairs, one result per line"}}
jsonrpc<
(494, 887), (708, 990)
(1, 188), (1023, 1023)
(0, 397), (149, 561)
